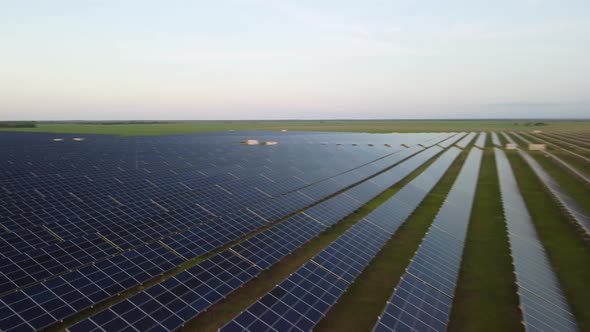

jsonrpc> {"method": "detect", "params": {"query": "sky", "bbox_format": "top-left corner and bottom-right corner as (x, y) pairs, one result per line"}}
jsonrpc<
(1, 0), (589, 120)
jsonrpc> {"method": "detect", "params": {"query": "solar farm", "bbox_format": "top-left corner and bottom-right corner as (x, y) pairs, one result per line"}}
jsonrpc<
(0, 128), (589, 332)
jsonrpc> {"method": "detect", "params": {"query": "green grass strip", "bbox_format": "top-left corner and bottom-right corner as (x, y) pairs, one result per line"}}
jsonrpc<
(448, 148), (523, 332)
(507, 151), (590, 331)
(313, 148), (469, 332)
(1, 121), (590, 136)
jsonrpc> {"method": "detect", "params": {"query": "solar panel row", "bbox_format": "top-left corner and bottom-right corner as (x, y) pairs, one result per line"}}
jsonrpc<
(474, 132), (487, 148)
(219, 147), (462, 332)
(0, 145), (421, 296)
(517, 149), (590, 236)
(68, 145), (448, 332)
(542, 133), (590, 153)
(495, 148), (578, 332)
(0, 154), (355, 237)
(455, 132), (477, 149)
(0, 131), (454, 331)
(0, 177), (383, 330)
(436, 133), (466, 148)
(501, 131), (517, 145)
(511, 132), (532, 144)
(372, 147), (482, 332)
(491, 131), (502, 147)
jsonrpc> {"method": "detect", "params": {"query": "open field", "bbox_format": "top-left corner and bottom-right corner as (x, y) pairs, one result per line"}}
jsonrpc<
(0, 128), (589, 332)
(1, 120), (590, 135)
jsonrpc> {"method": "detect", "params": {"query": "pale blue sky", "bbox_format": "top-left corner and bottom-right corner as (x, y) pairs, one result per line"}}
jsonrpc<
(1, 0), (589, 120)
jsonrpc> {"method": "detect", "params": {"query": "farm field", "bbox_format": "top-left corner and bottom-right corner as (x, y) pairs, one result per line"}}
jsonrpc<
(1, 120), (590, 136)
(0, 127), (589, 332)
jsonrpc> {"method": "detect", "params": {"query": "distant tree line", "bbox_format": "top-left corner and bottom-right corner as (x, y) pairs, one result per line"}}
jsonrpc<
(80, 121), (171, 125)
(0, 121), (36, 128)
(513, 122), (548, 126)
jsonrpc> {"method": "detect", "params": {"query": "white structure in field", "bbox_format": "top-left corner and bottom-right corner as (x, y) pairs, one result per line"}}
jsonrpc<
(506, 143), (518, 150)
(246, 139), (259, 145)
(529, 144), (546, 151)
(532, 130), (543, 134)
(73, 138), (85, 141)
(265, 141), (278, 145)
(52, 138), (64, 141)
(281, 129), (288, 132)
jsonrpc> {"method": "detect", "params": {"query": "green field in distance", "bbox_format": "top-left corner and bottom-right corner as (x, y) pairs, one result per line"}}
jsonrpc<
(1, 120), (590, 136)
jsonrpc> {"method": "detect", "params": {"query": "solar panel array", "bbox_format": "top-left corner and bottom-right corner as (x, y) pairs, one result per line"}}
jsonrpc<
(517, 132), (590, 164)
(437, 133), (465, 148)
(517, 149), (590, 236)
(511, 132), (532, 144)
(2, 129), (583, 332)
(547, 133), (590, 147)
(474, 132), (487, 148)
(515, 132), (590, 185)
(0, 131), (456, 331)
(67, 143), (452, 331)
(455, 132), (476, 149)
(495, 148), (578, 332)
(219, 147), (462, 332)
(542, 133), (590, 153)
(372, 147), (482, 332)
(491, 132), (501, 147)
(501, 131), (517, 145)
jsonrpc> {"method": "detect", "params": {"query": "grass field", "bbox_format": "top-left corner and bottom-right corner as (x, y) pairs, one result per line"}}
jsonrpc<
(1, 120), (590, 136)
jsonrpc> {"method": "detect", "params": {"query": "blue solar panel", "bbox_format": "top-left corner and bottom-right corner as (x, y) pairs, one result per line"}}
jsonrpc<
(474, 132), (487, 148)
(495, 148), (578, 332)
(0, 131), (455, 330)
(73, 143), (450, 332)
(372, 147), (482, 332)
(221, 147), (463, 332)
(455, 132), (476, 148)
(517, 148), (590, 236)
(491, 132), (502, 146)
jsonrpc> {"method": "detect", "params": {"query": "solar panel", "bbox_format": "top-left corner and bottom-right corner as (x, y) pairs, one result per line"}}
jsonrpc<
(455, 132), (476, 148)
(501, 131), (517, 144)
(220, 147), (463, 332)
(72, 144), (450, 332)
(438, 132), (466, 148)
(495, 148), (578, 332)
(372, 147), (482, 332)
(517, 148), (590, 235)
(474, 132), (487, 148)
(0, 131), (455, 330)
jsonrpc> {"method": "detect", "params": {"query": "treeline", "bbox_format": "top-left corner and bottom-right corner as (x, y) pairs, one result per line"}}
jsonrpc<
(80, 121), (171, 125)
(513, 122), (548, 126)
(0, 121), (36, 128)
